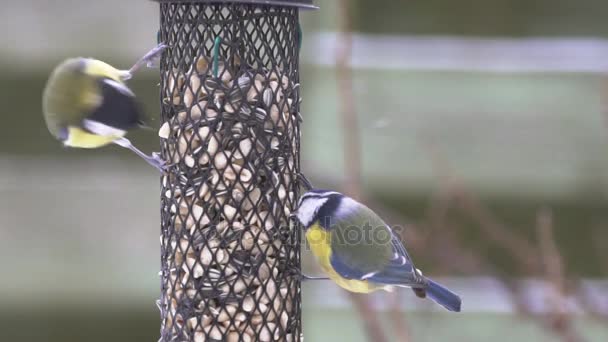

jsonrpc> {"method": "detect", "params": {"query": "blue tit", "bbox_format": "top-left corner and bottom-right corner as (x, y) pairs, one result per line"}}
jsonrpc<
(293, 189), (462, 312)
(42, 44), (168, 171)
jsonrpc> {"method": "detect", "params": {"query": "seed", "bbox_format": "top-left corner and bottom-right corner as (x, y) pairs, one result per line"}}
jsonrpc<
(243, 188), (261, 211)
(214, 152), (228, 169)
(263, 88), (273, 107)
(227, 332), (243, 342)
(242, 296), (255, 312)
(199, 153), (210, 165)
(207, 134), (219, 155)
(200, 246), (213, 265)
(195, 56), (210, 73)
(278, 185), (287, 199)
(259, 323), (278, 342)
(223, 205), (237, 220)
(187, 316), (198, 331)
(224, 101), (236, 113)
(204, 325), (224, 340)
(198, 126), (210, 141)
(184, 74), (201, 107)
(270, 106), (281, 126)
(238, 139), (253, 158)
(237, 75), (251, 90)
(205, 108), (219, 120)
(217, 305), (237, 323)
(268, 71), (279, 81)
(189, 101), (207, 121)
(270, 137), (280, 150)
(255, 108), (267, 122)
(223, 164), (242, 182)
(159, 122), (171, 139)
(251, 315), (263, 325)
(241, 230), (255, 250)
(233, 278), (248, 293)
(198, 183), (209, 199)
(280, 311), (289, 329)
(238, 169), (253, 184)
(184, 155), (195, 168)
(193, 263), (204, 278)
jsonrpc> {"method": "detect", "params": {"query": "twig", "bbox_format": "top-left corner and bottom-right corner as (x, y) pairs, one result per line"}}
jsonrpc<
(536, 208), (583, 342)
(422, 139), (541, 273)
(334, 0), (388, 341)
(388, 291), (411, 342)
(335, 0), (361, 199)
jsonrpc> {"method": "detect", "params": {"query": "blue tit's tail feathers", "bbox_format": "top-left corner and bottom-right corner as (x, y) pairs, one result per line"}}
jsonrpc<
(424, 277), (462, 312)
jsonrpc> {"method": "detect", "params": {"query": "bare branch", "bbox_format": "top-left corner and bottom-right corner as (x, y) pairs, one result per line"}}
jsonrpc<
(335, 0), (388, 341)
(422, 139), (541, 273)
(388, 291), (411, 342)
(536, 208), (584, 342)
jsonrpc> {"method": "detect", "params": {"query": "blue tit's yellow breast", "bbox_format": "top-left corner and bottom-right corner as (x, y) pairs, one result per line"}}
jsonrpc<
(305, 222), (386, 294)
(65, 126), (123, 148)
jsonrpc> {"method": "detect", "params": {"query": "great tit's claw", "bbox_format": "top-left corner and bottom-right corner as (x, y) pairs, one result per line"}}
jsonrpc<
(146, 152), (167, 172)
(143, 43), (169, 68)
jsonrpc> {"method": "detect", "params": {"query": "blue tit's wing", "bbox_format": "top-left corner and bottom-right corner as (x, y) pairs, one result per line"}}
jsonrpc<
(328, 199), (421, 286)
(327, 199), (399, 278)
(363, 233), (422, 286)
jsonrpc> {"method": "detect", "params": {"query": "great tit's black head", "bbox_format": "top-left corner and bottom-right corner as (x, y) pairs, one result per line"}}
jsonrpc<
(293, 189), (343, 229)
(57, 126), (69, 142)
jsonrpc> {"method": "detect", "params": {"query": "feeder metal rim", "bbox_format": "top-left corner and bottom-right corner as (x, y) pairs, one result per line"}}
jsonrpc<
(151, 0), (318, 10)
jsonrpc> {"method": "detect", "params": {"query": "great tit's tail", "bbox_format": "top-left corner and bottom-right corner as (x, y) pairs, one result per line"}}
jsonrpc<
(424, 277), (462, 312)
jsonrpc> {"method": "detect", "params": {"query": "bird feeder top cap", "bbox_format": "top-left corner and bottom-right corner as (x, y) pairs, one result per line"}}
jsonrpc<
(152, 0), (318, 9)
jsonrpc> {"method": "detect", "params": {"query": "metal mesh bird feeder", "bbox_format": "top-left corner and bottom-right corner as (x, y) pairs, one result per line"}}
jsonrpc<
(155, 0), (316, 341)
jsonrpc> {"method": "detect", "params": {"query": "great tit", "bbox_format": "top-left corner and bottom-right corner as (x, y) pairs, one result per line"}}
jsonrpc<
(42, 44), (168, 171)
(293, 189), (462, 312)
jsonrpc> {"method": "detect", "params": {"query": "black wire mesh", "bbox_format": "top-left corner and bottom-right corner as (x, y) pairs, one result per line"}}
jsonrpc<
(157, 2), (304, 341)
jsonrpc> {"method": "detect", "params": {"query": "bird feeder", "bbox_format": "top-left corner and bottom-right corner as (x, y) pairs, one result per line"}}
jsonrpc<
(154, 0), (316, 341)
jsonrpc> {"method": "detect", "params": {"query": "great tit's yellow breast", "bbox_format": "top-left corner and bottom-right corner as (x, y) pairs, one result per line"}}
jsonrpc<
(65, 126), (123, 148)
(306, 222), (385, 294)
(84, 60), (124, 82)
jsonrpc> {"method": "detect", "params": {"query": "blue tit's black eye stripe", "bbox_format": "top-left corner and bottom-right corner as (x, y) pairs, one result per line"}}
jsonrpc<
(316, 194), (342, 229)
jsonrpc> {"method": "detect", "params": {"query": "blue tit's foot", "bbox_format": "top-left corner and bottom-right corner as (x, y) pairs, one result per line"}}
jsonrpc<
(285, 263), (328, 281)
(301, 274), (329, 281)
(297, 172), (314, 191)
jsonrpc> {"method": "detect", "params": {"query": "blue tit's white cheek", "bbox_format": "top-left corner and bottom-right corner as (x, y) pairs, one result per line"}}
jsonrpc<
(296, 197), (328, 227)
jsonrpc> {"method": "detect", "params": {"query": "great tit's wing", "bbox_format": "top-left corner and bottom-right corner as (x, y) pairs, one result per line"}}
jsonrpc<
(328, 199), (421, 286)
(83, 78), (143, 134)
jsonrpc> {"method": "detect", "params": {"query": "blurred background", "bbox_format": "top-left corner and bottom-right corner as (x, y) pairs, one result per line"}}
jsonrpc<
(1, 0), (608, 341)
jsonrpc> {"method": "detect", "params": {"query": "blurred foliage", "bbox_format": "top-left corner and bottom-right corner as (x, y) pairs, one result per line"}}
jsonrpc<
(373, 191), (608, 277)
(351, 0), (608, 36)
(2, 306), (607, 342)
